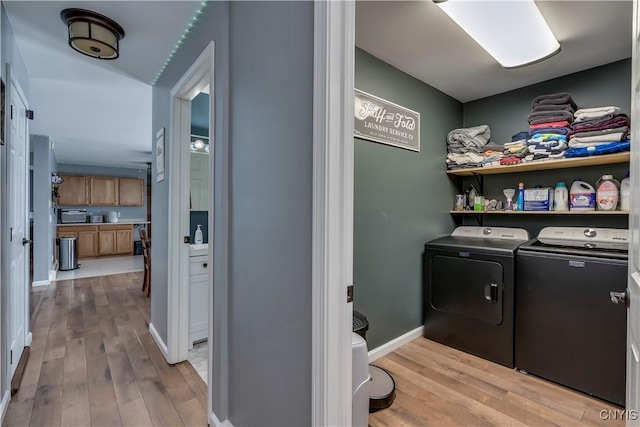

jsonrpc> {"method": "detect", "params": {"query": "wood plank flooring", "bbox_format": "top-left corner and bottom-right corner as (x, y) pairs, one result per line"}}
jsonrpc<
(369, 338), (624, 427)
(3, 272), (207, 427)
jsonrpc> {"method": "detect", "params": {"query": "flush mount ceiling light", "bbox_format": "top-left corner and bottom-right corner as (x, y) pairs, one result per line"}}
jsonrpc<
(434, 0), (560, 69)
(61, 8), (125, 60)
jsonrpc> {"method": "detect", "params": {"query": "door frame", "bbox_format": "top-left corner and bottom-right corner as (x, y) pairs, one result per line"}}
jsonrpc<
(1, 65), (31, 418)
(312, 1), (355, 425)
(163, 42), (222, 422)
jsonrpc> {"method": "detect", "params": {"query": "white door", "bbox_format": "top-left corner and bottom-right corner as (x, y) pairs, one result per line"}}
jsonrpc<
(628, 0), (640, 420)
(7, 76), (29, 379)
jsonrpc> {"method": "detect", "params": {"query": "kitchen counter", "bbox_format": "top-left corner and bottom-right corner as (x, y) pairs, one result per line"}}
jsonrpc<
(57, 220), (150, 227)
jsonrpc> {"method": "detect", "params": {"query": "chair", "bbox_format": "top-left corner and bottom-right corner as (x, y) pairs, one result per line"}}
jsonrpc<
(140, 229), (151, 297)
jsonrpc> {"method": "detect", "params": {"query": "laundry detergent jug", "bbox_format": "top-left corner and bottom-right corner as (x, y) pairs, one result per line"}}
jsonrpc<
(596, 175), (620, 211)
(553, 182), (569, 211)
(621, 173), (631, 211)
(570, 179), (596, 211)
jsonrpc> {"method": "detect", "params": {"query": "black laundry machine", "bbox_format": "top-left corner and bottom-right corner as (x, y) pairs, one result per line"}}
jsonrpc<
(423, 226), (530, 368)
(515, 227), (628, 407)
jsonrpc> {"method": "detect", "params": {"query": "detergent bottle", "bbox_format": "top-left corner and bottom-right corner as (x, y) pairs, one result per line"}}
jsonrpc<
(570, 179), (596, 211)
(553, 182), (569, 211)
(595, 175), (620, 211)
(621, 172), (631, 211)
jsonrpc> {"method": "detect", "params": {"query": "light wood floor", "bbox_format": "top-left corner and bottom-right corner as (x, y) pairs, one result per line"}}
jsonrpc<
(3, 272), (207, 427)
(369, 338), (624, 427)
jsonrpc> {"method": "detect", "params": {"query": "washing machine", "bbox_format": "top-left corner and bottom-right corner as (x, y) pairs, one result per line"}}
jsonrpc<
(515, 227), (628, 406)
(423, 226), (530, 368)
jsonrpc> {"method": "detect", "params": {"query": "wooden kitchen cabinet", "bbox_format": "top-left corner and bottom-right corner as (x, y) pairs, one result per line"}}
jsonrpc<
(57, 225), (98, 259)
(90, 177), (119, 206)
(118, 178), (145, 206)
(98, 225), (133, 256)
(58, 175), (89, 205)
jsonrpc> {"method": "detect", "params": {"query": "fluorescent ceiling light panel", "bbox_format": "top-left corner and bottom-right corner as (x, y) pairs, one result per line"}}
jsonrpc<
(435, 0), (560, 69)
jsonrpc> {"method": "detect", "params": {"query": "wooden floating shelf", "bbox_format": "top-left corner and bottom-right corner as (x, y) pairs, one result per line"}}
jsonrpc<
(446, 152), (630, 176)
(450, 210), (629, 215)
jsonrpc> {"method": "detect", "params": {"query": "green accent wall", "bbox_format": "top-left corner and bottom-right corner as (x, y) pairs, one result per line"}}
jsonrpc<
(354, 48), (461, 349)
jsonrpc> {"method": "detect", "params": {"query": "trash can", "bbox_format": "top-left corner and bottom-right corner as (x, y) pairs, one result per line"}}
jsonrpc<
(134, 240), (143, 255)
(58, 237), (78, 271)
(353, 310), (369, 340)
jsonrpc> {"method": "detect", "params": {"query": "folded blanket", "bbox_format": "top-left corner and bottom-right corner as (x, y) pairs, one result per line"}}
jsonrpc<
(530, 120), (571, 129)
(570, 114), (630, 132)
(528, 110), (574, 125)
(529, 127), (571, 137)
(532, 93), (578, 110)
(446, 152), (484, 165)
(570, 126), (629, 139)
(447, 125), (490, 151)
(527, 141), (568, 151)
(500, 156), (522, 165)
(532, 104), (575, 114)
(574, 106), (621, 121)
(568, 131), (628, 147)
(564, 140), (631, 158)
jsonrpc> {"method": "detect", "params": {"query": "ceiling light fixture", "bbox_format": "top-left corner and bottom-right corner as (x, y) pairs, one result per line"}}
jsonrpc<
(434, 0), (560, 69)
(61, 8), (125, 60)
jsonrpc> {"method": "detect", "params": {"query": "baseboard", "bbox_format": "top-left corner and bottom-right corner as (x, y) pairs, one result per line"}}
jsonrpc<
(368, 325), (424, 363)
(31, 279), (50, 287)
(25, 332), (32, 347)
(210, 411), (233, 427)
(149, 323), (170, 363)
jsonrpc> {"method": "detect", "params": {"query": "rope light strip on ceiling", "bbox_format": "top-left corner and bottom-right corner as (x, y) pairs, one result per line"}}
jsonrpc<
(151, 1), (208, 86)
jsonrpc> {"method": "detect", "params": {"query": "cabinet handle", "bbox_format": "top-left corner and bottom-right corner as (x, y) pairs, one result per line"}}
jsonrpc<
(203, 262), (208, 268)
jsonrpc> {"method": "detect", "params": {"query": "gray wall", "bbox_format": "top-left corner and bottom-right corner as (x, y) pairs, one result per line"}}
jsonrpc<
(31, 135), (56, 282)
(354, 48), (461, 349)
(0, 0), (30, 405)
(55, 163), (147, 221)
(462, 59), (631, 236)
(152, 2), (313, 425)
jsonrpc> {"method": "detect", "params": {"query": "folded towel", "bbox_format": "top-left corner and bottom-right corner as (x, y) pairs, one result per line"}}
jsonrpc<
(532, 104), (575, 114)
(574, 106), (621, 121)
(529, 127), (571, 137)
(564, 140), (631, 158)
(570, 114), (630, 132)
(528, 110), (574, 125)
(570, 126), (629, 140)
(482, 142), (506, 152)
(527, 141), (568, 151)
(532, 93), (578, 110)
(500, 156), (522, 165)
(512, 131), (530, 142)
(530, 120), (571, 129)
(528, 133), (568, 143)
(447, 125), (491, 151)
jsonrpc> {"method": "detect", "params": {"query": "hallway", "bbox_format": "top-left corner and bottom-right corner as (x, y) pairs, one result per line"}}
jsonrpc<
(3, 272), (207, 427)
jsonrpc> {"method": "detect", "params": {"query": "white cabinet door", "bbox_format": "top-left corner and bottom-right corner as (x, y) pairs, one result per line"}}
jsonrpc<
(189, 254), (209, 347)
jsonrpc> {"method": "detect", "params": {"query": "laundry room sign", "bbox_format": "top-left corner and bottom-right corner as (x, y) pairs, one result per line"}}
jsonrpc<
(354, 88), (420, 152)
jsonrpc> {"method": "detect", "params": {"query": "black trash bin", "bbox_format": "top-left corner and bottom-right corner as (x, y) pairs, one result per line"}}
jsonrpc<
(134, 240), (143, 255)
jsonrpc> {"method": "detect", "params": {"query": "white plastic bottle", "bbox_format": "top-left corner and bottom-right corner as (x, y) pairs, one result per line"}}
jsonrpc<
(553, 182), (569, 211)
(595, 174), (620, 211)
(194, 224), (203, 244)
(621, 172), (631, 211)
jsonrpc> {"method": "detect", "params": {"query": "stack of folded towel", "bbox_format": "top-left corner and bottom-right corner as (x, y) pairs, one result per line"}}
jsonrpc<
(500, 132), (529, 165)
(565, 106), (631, 158)
(525, 93), (577, 161)
(446, 125), (490, 169)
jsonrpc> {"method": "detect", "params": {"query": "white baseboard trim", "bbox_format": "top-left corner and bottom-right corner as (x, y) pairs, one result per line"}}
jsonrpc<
(0, 389), (9, 425)
(32, 279), (50, 287)
(149, 323), (170, 363)
(25, 332), (32, 347)
(210, 411), (233, 427)
(368, 325), (424, 363)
